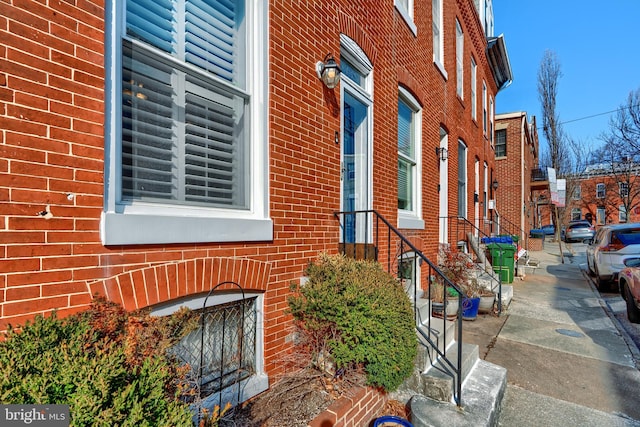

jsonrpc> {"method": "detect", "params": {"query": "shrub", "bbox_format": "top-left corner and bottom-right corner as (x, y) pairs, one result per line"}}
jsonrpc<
(0, 299), (199, 427)
(288, 253), (417, 392)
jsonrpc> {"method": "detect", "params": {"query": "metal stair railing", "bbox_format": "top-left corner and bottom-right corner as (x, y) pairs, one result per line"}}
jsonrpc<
(334, 210), (465, 407)
(439, 216), (509, 314)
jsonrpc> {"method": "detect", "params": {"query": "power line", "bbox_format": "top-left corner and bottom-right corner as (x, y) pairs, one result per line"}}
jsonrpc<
(536, 106), (629, 131)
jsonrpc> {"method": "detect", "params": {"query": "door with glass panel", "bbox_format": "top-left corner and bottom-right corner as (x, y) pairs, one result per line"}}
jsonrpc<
(340, 49), (372, 245)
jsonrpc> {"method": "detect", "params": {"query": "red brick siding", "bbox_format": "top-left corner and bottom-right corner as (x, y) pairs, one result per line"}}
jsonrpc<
(308, 386), (388, 427)
(1, 0), (501, 380)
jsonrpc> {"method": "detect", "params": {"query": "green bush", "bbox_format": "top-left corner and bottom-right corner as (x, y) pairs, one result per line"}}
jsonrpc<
(288, 253), (417, 392)
(0, 300), (198, 427)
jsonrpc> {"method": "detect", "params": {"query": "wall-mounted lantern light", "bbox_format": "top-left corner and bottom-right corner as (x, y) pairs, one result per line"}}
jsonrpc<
(492, 179), (499, 191)
(316, 53), (341, 89)
(436, 147), (448, 162)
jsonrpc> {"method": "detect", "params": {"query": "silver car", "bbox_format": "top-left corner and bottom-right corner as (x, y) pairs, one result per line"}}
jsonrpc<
(563, 221), (595, 243)
(586, 223), (640, 290)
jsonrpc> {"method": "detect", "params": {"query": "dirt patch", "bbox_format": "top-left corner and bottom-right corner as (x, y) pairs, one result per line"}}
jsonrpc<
(219, 368), (410, 426)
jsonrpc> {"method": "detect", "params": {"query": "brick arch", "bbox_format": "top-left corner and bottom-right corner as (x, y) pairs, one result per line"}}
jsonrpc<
(338, 12), (377, 65)
(397, 67), (426, 106)
(87, 257), (272, 312)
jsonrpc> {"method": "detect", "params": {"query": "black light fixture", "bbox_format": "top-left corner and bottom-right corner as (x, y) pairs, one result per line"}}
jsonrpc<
(316, 53), (341, 89)
(436, 146), (448, 161)
(492, 179), (499, 191)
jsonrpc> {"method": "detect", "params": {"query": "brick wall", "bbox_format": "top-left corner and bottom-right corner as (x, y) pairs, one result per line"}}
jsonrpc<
(308, 386), (388, 427)
(0, 0), (501, 385)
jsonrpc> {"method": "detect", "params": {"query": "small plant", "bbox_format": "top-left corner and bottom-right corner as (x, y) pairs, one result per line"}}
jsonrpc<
(438, 244), (475, 288)
(288, 253), (417, 392)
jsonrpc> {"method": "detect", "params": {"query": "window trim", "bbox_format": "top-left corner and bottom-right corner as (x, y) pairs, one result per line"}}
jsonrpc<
(573, 185), (581, 200)
(571, 208), (581, 221)
(495, 129), (506, 157)
(596, 183), (606, 199)
(482, 81), (487, 136)
(455, 19), (464, 99)
(432, 0), (445, 75)
(470, 57), (477, 120)
(398, 87), (424, 229)
(102, 0), (272, 245)
(395, 0), (417, 35)
(457, 140), (468, 218)
(620, 205), (628, 223)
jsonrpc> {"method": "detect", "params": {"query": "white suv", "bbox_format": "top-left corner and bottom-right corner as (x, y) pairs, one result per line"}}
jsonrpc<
(586, 223), (640, 290)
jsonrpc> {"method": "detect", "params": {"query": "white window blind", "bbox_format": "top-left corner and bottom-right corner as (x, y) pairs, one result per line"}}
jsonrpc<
(122, 0), (248, 209)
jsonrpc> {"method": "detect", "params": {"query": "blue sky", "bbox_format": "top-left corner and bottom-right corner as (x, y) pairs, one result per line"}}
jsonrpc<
(493, 1), (640, 152)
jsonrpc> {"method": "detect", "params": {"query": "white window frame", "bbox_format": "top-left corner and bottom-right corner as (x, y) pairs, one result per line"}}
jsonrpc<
(483, 162), (488, 219)
(620, 181), (629, 197)
(471, 57), (477, 120)
(456, 19), (464, 98)
(102, 0), (271, 246)
(458, 140), (468, 218)
(395, 0), (417, 35)
(495, 129), (506, 157)
(152, 291), (268, 408)
(596, 206), (606, 225)
(571, 208), (581, 221)
(398, 87), (424, 229)
(489, 96), (494, 146)
(482, 81), (487, 136)
(620, 205), (628, 223)
(596, 183), (606, 199)
(573, 185), (581, 200)
(432, 0), (446, 77)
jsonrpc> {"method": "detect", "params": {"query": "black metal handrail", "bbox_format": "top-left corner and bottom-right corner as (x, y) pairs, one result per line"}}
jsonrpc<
(334, 210), (465, 406)
(531, 168), (549, 181)
(439, 216), (505, 314)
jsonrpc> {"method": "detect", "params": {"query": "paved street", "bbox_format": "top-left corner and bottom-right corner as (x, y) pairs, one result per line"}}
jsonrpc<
(463, 241), (640, 426)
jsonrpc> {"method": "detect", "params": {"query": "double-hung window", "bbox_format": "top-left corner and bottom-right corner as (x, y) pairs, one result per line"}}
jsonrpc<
(456, 19), (463, 98)
(495, 129), (506, 157)
(596, 183), (606, 199)
(103, 0), (270, 245)
(432, 0), (444, 69)
(573, 185), (581, 200)
(482, 81), (487, 136)
(470, 57), (477, 120)
(458, 141), (468, 218)
(620, 182), (629, 197)
(398, 88), (423, 229)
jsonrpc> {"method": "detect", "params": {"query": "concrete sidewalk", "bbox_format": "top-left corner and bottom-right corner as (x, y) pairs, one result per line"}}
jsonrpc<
(463, 242), (640, 426)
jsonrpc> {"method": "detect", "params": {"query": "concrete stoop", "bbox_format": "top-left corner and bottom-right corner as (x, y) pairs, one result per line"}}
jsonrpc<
(409, 360), (507, 427)
(391, 330), (507, 426)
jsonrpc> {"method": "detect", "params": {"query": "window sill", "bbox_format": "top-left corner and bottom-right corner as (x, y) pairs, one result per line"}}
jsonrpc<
(394, 3), (417, 36)
(101, 211), (273, 245)
(434, 60), (448, 80)
(398, 212), (425, 230)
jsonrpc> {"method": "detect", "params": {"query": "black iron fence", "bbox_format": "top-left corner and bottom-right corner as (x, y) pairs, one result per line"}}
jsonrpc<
(334, 210), (465, 406)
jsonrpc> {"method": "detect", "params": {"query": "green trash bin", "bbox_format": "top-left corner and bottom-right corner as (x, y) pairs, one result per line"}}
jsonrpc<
(487, 243), (516, 284)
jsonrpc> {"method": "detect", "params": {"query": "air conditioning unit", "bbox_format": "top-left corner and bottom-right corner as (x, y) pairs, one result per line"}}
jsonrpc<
(488, 199), (496, 210)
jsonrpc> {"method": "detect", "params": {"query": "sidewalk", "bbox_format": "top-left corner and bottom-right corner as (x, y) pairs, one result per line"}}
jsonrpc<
(463, 242), (640, 426)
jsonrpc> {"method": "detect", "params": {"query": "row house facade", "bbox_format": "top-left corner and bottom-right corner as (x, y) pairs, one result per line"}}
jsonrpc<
(0, 0), (511, 408)
(565, 163), (640, 226)
(494, 112), (540, 240)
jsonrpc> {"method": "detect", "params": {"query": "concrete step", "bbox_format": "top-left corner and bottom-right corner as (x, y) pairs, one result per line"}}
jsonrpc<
(416, 301), (458, 357)
(409, 359), (507, 427)
(391, 341), (479, 404)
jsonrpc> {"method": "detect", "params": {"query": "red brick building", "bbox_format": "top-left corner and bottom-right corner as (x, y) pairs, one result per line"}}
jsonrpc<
(0, 0), (511, 409)
(565, 163), (640, 226)
(494, 112), (539, 240)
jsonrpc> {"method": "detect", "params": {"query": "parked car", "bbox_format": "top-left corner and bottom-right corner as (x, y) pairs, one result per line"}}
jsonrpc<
(586, 223), (640, 289)
(617, 257), (640, 323)
(562, 221), (596, 243)
(541, 224), (555, 235)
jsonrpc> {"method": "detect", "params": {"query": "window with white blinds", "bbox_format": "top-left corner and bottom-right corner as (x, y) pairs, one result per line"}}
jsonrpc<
(102, 0), (269, 245)
(397, 89), (422, 226)
(122, 0), (248, 209)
